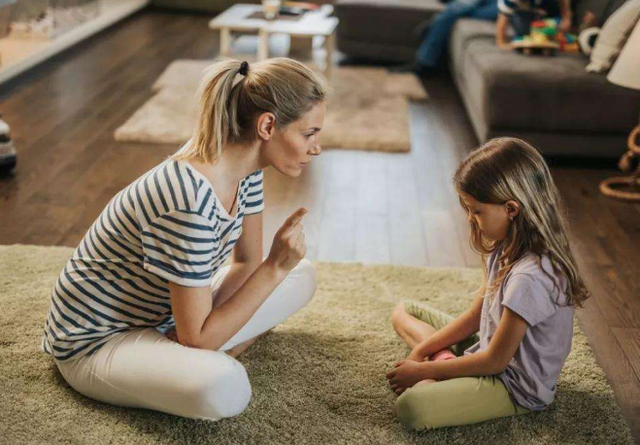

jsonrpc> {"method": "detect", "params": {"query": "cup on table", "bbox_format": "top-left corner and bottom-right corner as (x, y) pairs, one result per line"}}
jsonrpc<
(262, 0), (281, 20)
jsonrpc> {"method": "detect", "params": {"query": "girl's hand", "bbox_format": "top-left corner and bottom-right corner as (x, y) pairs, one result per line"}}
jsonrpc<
(265, 208), (308, 275)
(406, 348), (426, 363)
(386, 360), (430, 395)
(497, 40), (512, 51)
(559, 16), (572, 32)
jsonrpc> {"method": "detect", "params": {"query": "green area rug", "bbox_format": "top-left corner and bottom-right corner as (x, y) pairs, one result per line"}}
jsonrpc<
(0, 244), (633, 444)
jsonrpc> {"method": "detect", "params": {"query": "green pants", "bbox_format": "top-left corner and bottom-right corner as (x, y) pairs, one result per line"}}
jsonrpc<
(395, 301), (530, 430)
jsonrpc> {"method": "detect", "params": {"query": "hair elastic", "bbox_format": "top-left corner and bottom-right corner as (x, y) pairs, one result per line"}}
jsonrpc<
(239, 61), (249, 76)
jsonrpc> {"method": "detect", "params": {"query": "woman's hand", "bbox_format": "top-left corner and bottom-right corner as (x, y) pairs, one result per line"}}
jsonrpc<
(386, 360), (431, 395)
(265, 207), (308, 275)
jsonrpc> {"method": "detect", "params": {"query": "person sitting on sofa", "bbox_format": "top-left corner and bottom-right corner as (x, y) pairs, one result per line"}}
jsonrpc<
(392, 0), (499, 75)
(495, 0), (572, 48)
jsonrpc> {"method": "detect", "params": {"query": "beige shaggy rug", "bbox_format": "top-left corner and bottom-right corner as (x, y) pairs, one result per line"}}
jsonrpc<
(0, 244), (634, 445)
(114, 59), (427, 153)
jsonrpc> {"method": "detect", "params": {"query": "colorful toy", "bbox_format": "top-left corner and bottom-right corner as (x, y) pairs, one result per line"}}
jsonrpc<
(512, 18), (579, 56)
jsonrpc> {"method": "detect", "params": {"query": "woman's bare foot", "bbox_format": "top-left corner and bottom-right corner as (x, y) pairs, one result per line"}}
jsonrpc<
(225, 330), (272, 358)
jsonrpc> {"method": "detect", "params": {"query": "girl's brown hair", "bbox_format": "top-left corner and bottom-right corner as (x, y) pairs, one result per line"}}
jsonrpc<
(172, 57), (328, 164)
(454, 137), (589, 307)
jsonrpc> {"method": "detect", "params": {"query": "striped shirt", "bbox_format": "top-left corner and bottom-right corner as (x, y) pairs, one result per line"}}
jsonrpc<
(41, 158), (264, 361)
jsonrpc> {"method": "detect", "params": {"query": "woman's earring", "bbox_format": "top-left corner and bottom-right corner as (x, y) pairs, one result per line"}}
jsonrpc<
(509, 216), (514, 221)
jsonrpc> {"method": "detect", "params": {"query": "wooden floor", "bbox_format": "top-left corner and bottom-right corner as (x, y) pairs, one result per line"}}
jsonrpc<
(0, 9), (639, 442)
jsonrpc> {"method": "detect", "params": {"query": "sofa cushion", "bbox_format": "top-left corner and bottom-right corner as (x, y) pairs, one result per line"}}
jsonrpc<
(458, 38), (640, 133)
(335, 0), (445, 55)
(587, 0), (640, 73)
(450, 19), (495, 85)
(336, 0), (443, 11)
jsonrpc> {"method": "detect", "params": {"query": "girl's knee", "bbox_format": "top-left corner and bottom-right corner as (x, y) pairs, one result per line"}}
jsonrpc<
(390, 302), (407, 326)
(395, 388), (437, 431)
(391, 301), (415, 333)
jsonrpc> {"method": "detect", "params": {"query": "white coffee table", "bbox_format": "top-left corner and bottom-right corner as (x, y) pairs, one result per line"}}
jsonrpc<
(208, 4), (338, 78)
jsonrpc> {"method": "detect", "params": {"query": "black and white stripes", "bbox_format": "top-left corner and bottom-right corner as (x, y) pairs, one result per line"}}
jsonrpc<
(498, 0), (544, 15)
(42, 159), (264, 361)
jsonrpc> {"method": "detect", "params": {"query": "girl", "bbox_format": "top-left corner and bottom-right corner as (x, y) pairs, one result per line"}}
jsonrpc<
(42, 58), (328, 421)
(386, 137), (589, 430)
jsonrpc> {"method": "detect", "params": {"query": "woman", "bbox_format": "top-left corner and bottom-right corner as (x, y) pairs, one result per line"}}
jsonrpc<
(42, 57), (328, 420)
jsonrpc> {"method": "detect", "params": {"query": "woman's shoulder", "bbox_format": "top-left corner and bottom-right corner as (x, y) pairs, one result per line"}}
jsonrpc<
(242, 169), (264, 187)
(138, 158), (215, 222)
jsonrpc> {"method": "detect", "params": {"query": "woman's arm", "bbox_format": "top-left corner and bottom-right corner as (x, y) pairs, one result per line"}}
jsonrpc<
(407, 288), (485, 361)
(211, 212), (263, 309)
(169, 208), (307, 351)
(387, 307), (528, 393)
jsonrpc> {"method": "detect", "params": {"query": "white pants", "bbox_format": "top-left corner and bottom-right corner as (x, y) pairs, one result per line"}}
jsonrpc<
(55, 260), (317, 421)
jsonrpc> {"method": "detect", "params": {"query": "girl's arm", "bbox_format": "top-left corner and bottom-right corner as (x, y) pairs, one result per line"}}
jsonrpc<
(211, 212), (263, 309)
(558, 0), (572, 32)
(425, 307), (528, 378)
(169, 208), (307, 351)
(388, 307), (528, 392)
(496, 14), (511, 49)
(408, 288), (485, 361)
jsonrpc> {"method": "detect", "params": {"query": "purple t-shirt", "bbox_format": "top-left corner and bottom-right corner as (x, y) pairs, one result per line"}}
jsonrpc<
(464, 246), (574, 411)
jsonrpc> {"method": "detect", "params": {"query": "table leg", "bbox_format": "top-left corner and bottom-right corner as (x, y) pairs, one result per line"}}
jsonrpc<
(324, 32), (335, 79)
(220, 28), (231, 57)
(289, 36), (314, 60)
(258, 29), (269, 60)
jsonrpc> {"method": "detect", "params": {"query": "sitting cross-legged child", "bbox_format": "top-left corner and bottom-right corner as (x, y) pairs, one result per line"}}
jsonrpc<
(386, 137), (590, 430)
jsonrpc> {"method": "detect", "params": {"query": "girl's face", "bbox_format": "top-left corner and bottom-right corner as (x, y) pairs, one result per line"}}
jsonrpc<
(459, 192), (518, 241)
(261, 102), (326, 178)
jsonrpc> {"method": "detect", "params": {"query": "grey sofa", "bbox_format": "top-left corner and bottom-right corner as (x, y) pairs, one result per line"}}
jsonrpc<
(334, 0), (445, 62)
(335, 0), (640, 157)
(151, 0), (258, 13)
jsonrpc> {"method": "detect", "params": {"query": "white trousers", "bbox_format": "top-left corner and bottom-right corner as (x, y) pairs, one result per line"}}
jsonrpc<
(55, 260), (317, 421)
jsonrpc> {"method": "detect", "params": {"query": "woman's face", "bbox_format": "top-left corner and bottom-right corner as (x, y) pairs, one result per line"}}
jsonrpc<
(459, 192), (515, 241)
(262, 102), (326, 178)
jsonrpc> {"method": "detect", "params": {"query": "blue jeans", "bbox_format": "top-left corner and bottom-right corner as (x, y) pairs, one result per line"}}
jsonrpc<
(415, 0), (498, 68)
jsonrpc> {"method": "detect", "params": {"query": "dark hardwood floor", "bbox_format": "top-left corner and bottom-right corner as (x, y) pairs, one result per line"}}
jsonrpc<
(0, 9), (638, 442)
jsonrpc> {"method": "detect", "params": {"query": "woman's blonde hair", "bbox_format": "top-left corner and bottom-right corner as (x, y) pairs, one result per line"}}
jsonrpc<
(172, 57), (329, 164)
(453, 137), (589, 307)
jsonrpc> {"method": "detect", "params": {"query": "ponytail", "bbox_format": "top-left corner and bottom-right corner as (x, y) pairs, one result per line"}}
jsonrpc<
(172, 57), (328, 164)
